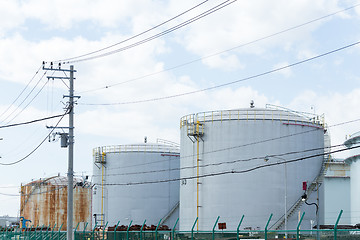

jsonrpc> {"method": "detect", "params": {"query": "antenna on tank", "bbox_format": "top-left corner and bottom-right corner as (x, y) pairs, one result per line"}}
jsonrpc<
(250, 100), (255, 108)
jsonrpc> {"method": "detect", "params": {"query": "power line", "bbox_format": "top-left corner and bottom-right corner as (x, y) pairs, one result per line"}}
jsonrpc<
(0, 112), (69, 129)
(1, 70), (50, 124)
(77, 3), (360, 94)
(90, 143), (343, 178)
(79, 40), (360, 105)
(77, 117), (360, 176)
(93, 144), (360, 186)
(0, 64), (43, 121)
(62, 0), (237, 64)
(57, 0), (210, 63)
(0, 107), (69, 166)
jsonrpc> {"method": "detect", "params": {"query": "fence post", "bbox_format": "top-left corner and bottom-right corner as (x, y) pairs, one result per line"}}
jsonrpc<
(140, 220), (146, 240)
(58, 223), (63, 240)
(155, 218), (162, 240)
(51, 223), (57, 240)
(237, 215), (245, 240)
(172, 218), (179, 240)
(212, 216), (220, 240)
(91, 224), (97, 240)
(296, 212), (305, 240)
(114, 221), (120, 240)
(103, 222), (108, 240)
(83, 222), (88, 240)
(74, 222), (80, 240)
(264, 214), (273, 240)
(334, 210), (343, 240)
(126, 220), (133, 240)
(191, 218), (198, 240)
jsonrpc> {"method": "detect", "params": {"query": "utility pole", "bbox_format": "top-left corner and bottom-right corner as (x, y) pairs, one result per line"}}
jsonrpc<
(44, 62), (78, 240)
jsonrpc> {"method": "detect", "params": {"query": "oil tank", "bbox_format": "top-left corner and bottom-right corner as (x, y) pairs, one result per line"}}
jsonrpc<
(179, 106), (326, 231)
(92, 141), (180, 228)
(20, 176), (92, 230)
(344, 131), (360, 225)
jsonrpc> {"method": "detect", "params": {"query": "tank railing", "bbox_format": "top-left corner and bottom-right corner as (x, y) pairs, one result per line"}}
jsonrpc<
(93, 144), (180, 157)
(180, 109), (325, 128)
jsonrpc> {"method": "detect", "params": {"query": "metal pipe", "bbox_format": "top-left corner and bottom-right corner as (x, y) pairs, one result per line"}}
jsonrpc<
(196, 121), (200, 231)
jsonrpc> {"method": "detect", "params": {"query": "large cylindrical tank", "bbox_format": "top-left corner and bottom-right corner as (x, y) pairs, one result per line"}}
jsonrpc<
(20, 176), (92, 230)
(179, 107), (325, 231)
(92, 142), (180, 228)
(344, 131), (360, 225)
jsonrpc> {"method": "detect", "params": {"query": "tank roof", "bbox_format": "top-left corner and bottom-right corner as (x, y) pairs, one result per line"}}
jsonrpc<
(344, 131), (360, 148)
(180, 107), (325, 128)
(23, 175), (88, 186)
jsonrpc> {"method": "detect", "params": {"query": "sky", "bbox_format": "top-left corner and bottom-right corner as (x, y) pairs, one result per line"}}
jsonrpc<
(0, 0), (360, 217)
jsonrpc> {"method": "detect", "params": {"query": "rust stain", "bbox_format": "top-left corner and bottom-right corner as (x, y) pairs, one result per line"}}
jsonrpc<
(20, 177), (92, 231)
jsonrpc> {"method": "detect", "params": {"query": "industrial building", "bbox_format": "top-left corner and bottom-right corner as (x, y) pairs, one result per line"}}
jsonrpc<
(20, 176), (92, 230)
(92, 141), (180, 228)
(179, 106), (327, 231)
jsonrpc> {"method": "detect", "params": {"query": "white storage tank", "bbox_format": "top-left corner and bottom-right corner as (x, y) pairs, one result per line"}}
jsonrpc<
(179, 106), (326, 231)
(92, 141), (180, 228)
(344, 131), (360, 225)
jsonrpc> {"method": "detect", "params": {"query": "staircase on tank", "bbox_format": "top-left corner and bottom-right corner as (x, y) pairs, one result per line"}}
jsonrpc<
(270, 154), (331, 230)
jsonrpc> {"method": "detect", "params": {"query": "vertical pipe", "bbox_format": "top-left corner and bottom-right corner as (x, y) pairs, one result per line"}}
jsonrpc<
(67, 65), (74, 240)
(296, 212), (305, 240)
(236, 215), (244, 240)
(334, 210), (343, 240)
(212, 216), (220, 240)
(196, 121), (200, 231)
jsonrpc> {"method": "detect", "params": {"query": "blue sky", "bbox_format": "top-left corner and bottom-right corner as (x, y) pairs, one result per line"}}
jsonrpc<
(0, 0), (360, 217)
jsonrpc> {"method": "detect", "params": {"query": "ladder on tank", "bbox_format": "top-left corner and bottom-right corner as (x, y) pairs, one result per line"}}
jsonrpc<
(270, 155), (331, 230)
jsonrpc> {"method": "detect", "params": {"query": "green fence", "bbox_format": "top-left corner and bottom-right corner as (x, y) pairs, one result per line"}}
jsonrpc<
(2, 210), (359, 240)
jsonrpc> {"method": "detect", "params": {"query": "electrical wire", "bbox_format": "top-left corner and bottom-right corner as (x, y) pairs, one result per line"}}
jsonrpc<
(90, 143), (343, 178)
(1, 71), (50, 124)
(0, 107), (70, 166)
(77, 3), (360, 94)
(62, 0), (237, 64)
(77, 117), (360, 176)
(93, 144), (360, 186)
(0, 64), (43, 121)
(79, 40), (360, 106)
(57, 0), (210, 63)
(0, 112), (69, 129)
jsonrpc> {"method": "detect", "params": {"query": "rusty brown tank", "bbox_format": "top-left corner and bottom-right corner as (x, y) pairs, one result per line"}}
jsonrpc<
(20, 176), (92, 230)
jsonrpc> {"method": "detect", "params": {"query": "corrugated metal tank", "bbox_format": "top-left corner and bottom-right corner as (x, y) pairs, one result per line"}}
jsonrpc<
(179, 107), (325, 231)
(344, 131), (360, 225)
(20, 176), (92, 230)
(92, 142), (180, 228)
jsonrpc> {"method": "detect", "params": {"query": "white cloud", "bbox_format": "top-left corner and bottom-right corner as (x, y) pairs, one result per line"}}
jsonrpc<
(288, 89), (360, 158)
